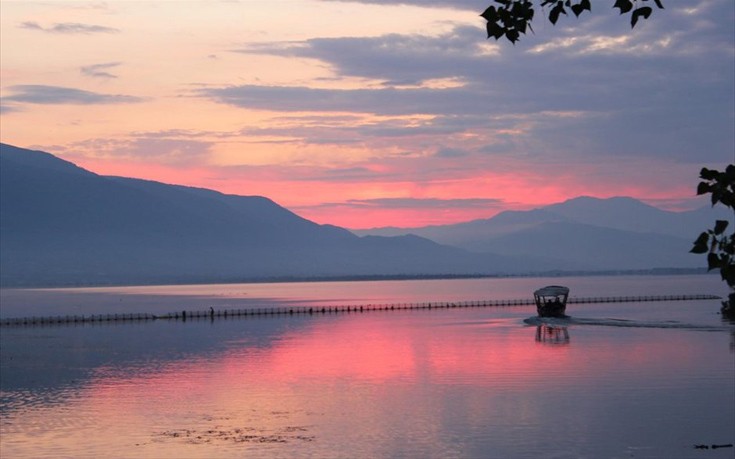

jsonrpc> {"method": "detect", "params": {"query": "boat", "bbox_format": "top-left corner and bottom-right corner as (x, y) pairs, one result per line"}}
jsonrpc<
(533, 285), (570, 318)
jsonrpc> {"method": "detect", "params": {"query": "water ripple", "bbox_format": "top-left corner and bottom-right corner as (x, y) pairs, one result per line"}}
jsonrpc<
(524, 316), (734, 331)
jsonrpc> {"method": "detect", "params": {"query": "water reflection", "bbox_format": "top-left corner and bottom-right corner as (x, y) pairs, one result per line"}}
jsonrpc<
(725, 318), (735, 351)
(535, 324), (570, 345)
(2, 306), (734, 458)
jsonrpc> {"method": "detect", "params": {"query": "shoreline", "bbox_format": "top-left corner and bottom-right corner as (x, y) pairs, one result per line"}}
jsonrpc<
(0, 273), (726, 321)
(0, 267), (709, 290)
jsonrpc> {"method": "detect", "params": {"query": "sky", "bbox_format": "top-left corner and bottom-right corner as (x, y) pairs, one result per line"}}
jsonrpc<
(1, 0), (733, 229)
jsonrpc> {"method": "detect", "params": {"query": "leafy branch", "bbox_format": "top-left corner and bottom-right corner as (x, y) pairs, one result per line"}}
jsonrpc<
(690, 165), (735, 317)
(481, 0), (665, 43)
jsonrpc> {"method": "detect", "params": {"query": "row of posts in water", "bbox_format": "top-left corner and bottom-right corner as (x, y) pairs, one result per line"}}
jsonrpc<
(0, 294), (721, 327)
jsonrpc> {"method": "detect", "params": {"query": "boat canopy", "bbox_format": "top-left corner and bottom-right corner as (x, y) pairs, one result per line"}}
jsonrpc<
(533, 285), (570, 298)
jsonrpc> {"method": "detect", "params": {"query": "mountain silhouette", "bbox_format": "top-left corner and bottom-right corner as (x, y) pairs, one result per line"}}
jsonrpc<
(1, 144), (715, 286)
(353, 197), (725, 271)
(1, 143), (530, 286)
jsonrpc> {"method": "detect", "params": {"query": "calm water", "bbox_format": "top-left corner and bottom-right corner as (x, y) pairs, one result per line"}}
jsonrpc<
(1, 275), (734, 458)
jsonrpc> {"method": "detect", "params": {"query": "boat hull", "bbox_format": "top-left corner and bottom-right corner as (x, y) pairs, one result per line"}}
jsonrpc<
(536, 303), (567, 318)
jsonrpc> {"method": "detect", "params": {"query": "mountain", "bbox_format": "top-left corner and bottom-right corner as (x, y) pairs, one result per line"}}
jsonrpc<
(1, 144), (720, 286)
(352, 196), (729, 271)
(543, 196), (722, 239)
(1, 143), (536, 287)
(472, 221), (697, 271)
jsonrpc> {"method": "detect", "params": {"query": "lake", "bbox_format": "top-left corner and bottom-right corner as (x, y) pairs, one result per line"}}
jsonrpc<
(1, 275), (734, 458)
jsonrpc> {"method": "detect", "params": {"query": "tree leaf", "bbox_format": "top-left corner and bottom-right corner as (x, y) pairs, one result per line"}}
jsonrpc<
(516, 19), (528, 34)
(631, 6), (652, 28)
(691, 232), (710, 254)
(696, 182), (711, 196)
(613, 0), (633, 15)
(707, 253), (720, 270)
(480, 6), (497, 21)
(691, 244), (709, 255)
(699, 167), (718, 181)
(486, 22), (505, 40)
(549, 3), (566, 24)
(714, 220), (729, 235)
(506, 29), (520, 43)
(570, 0), (591, 17)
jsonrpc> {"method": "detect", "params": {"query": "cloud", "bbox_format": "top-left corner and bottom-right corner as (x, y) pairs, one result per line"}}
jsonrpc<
(338, 197), (504, 209)
(211, 0), (733, 165)
(322, 0), (734, 51)
(200, 84), (496, 116)
(315, 167), (387, 182)
(291, 196), (509, 226)
(434, 147), (470, 158)
(292, 196), (507, 220)
(0, 103), (23, 115)
(204, 75), (731, 163)
(64, 135), (214, 165)
(233, 2), (733, 89)
(20, 21), (120, 34)
(80, 62), (122, 79)
(234, 26), (497, 85)
(238, 114), (466, 148)
(319, 0), (477, 10)
(222, 11), (732, 117)
(130, 129), (225, 139)
(4, 85), (144, 105)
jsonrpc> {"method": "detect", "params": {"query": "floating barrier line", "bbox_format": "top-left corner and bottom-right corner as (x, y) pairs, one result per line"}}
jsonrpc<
(0, 294), (722, 327)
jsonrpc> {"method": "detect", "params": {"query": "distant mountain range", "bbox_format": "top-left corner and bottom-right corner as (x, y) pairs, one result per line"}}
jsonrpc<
(0, 143), (722, 287)
(353, 196), (730, 272)
(1, 143), (532, 286)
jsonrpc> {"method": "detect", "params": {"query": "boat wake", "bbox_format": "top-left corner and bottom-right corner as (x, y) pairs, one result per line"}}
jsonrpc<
(523, 316), (734, 332)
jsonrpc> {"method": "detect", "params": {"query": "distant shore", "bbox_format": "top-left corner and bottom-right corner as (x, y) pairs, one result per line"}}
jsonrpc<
(0, 270), (724, 321)
(0, 267), (710, 290)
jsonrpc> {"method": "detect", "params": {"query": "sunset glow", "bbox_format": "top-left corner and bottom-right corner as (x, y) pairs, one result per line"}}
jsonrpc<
(1, 0), (732, 228)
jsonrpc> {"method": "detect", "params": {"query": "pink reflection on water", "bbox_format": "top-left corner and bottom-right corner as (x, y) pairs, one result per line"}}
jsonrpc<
(2, 309), (733, 458)
(81, 312), (716, 402)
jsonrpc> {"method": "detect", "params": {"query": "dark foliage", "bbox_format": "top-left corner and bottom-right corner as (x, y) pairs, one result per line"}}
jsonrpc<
(481, 0), (664, 43)
(690, 165), (735, 317)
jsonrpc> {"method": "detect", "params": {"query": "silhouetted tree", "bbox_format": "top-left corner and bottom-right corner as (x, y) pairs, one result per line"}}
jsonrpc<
(691, 166), (735, 318)
(481, 0), (664, 43)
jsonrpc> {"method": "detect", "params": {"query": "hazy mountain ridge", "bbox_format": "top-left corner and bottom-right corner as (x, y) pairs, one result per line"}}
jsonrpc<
(0, 143), (717, 287)
(542, 196), (721, 239)
(352, 195), (729, 271)
(1, 143), (536, 287)
(475, 221), (697, 270)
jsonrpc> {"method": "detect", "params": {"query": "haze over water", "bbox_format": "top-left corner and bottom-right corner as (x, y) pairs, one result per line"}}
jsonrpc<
(1, 275), (733, 458)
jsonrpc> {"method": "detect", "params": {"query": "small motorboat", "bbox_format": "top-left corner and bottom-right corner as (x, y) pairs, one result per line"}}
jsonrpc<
(533, 285), (570, 318)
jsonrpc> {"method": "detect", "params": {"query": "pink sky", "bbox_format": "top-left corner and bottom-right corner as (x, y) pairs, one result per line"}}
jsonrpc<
(1, 1), (732, 228)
